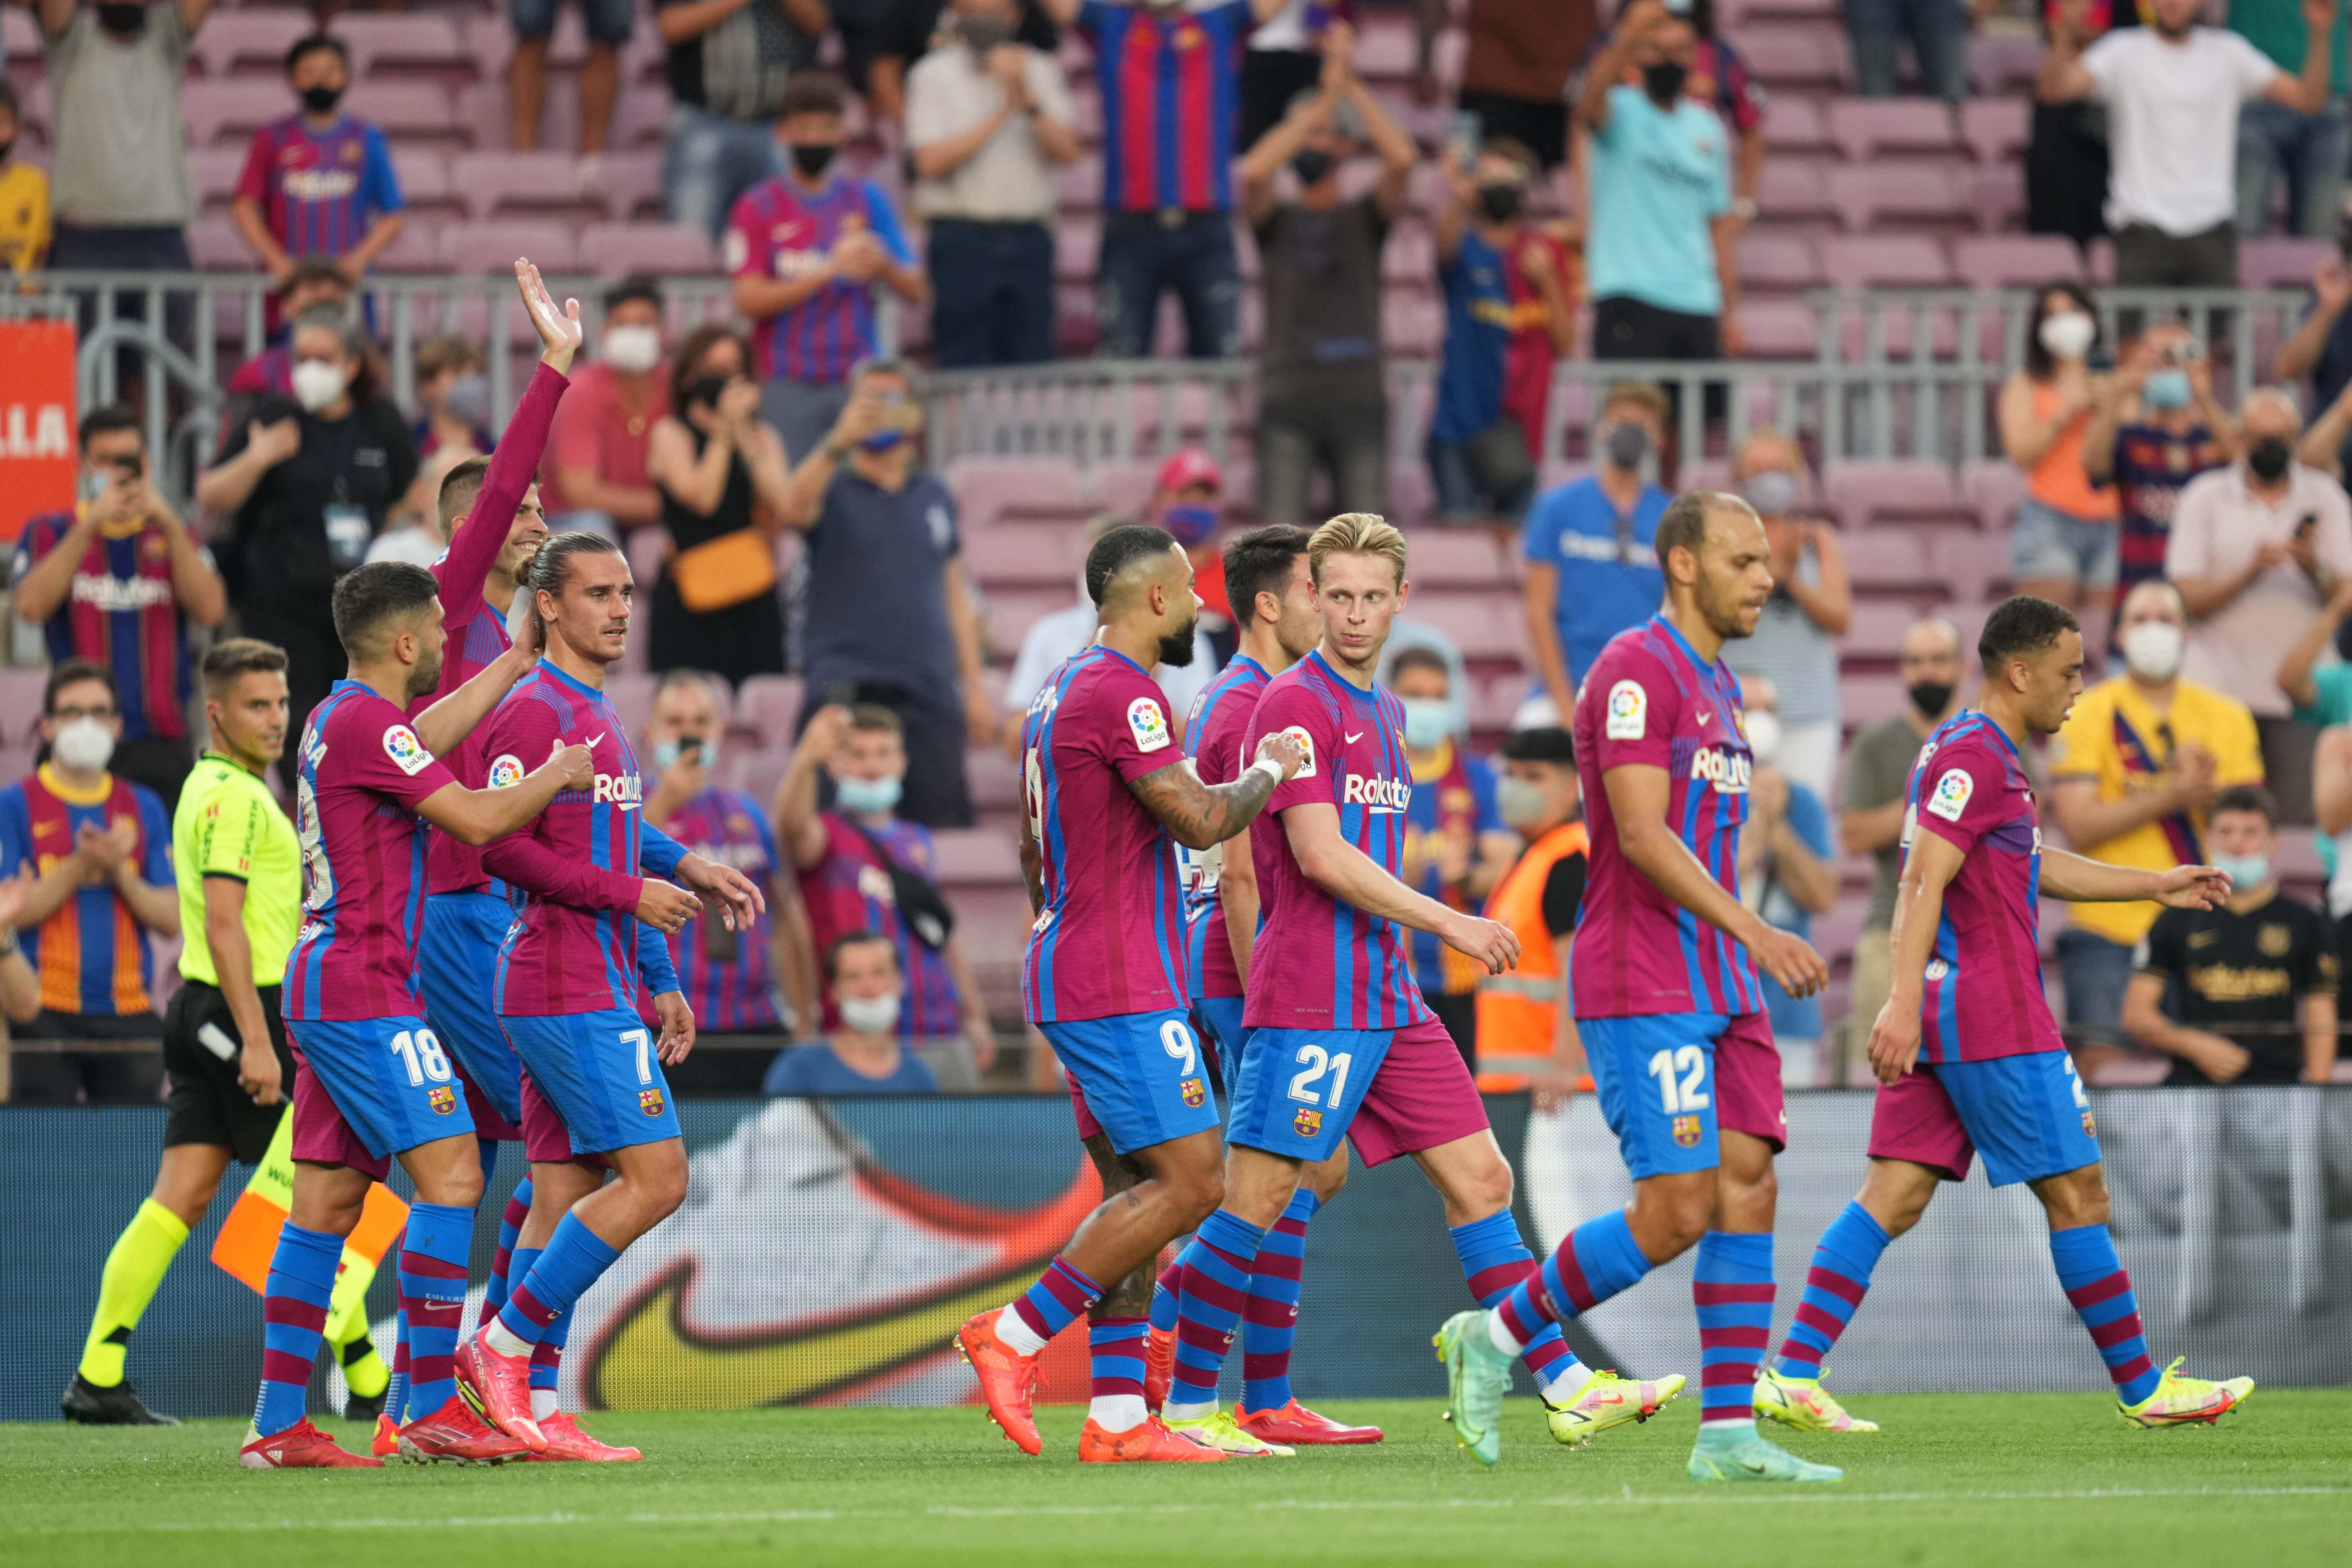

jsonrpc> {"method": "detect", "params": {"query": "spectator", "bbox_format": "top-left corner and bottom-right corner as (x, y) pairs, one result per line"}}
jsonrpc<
(2026, 0), (2115, 251)
(2000, 282), (2119, 619)
(2039, 0), (2332, 287)
(1730, 674), (1837, 1087)
(848, 0), (1063, 126)
(0, 660), (178, 1105)
(2082, 322), (2238, 600)
(2168, 386), (2352, 729)
(1474, 724), (1587, 1103)
(641, 670), (793, 1095)
(906, 0), (1081, 369)
(1429, 136), (1562, 531)
(2049, 580), (2264, 1075)
(728, 73), (928, 461)
(1377, 618), (1472, 738)
(2126, 784), (2338, 1085)
(1241, 22), (1416, 528)
(1000, 510), (1218, 749)
(222, 261), (352, 408)
(1844, 0), (1969, 100)
(1836, 615), (1964, 1081)
(1393, 647), (1515, 1067)
(1043, 0), (1292, 360)
(543, 277), (673, 538)
(195, 307), (418, 750)
(230, 34), (405, 286)
(762, 930), (945, 1094)
(775, 706), (996, 1070)
(643, 323), (795, 687)
(1520, 381), (1671, 724)
(1242, 0), (1338, 149)
(1719, 429), (1848, 803)
(656, 0), (826, 238)
(363, 496), (444, 570)
(411, 335), (493, 467)
(1581, 3), (1740, 375)
(0, 79), (52, 276)
(1584, 0), (1766, 232)
(2232, 0), (2350, 237)
(38, 0), (206, 277)
(11, 406), (226, 810)
(776, 361), (991, 825)
(1416, 0), (1601, 173)
(510, 0), (632, 157)
(2273, 573), (2352, 885)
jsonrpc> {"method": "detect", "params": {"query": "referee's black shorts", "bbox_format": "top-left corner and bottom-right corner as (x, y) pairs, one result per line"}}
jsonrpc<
(162, 980), (295, 1164)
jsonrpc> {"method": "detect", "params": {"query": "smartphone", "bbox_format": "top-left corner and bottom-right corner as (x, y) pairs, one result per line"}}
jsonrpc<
(113, 453), (143, 482)
(2297, 513), (2318, 539)
(675, 735), (703, 764)
(1447, 110), (1481, 175)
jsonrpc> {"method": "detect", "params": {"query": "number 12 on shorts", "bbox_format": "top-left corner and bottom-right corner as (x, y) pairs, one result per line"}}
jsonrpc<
(1648, 1045), (1710, 1113)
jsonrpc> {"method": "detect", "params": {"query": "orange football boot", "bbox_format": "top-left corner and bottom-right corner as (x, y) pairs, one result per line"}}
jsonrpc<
(1079, 1416), (1230, 1463)
(956, 1310), (1045, 1455)
(1236, 1399), (1384, 1446)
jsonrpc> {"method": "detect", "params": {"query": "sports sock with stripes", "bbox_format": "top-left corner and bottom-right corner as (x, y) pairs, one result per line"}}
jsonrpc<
(387, 1308), (409, 1425)
(79, 1199), (188, 1388)
(484, 1178), (533, 1325)
(1773, 1200), (1890, 1379)
(1694, 1230), (1775, 1434)
(2049, 1223), (2160, 1405)
(1490, 1207), (1653, 1357)
(1450, 1210), (1587, 1398)
(399, 1202), (477, 1417)
(996, 1255), (1103, 1355)
(491, 1211), (621, 1354)
(1164, 1209), (1266, 1417)
(253, 1222), (341, 1437)
(1087, 1316), (1149, 1433)
(1240, 1189), (1318, 1412)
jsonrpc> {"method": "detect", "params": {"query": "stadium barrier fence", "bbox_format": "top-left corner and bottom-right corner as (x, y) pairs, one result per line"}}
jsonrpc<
(6, 1087), (2345, 1423)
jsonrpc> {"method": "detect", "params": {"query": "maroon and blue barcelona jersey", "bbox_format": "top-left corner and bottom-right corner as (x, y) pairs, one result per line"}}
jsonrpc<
(657, 786), (782, 1032)
(1901, 710), (2064, 1064)
(12, 511), (198, 742)
(1020, 645), (1188, 1023)
(724, 173), (911, 385)
(797, 812), (963, 1037)
(1242, 650), (1433, 1031)
(1571, 614), (1766, 1019)
(1181, 652), (1268, 1000)
(235, 115), (402, 260)
(0, 768), (173, 1017)
(1082, 0), (1251, 214)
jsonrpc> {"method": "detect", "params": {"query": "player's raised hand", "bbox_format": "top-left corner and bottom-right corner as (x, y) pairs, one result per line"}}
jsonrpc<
(677, 852), (768, 931)
(653, 989), (697, 1065)
(636, 877), (703, 935)
(2153, 862), (2234, 910)
(515, 257), (585, 369)
(1865, 994), (1923, 1086)
(1751, 926), (1828, 998)
(1255, 727), (1309, 781)
(1441, 911), (1521, 975)
(551, 740), (595, 791)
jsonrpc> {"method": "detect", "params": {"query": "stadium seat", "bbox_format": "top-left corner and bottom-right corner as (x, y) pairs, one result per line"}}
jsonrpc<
(1401, 592), (1527, 662)
(1354, 14), (1418, 81)
(1973, 164), (2027, 234)
(439, 220), (579, 275)
(1838, 673), (1909, 728)
(946, 460), (1089, 535)
(1055, 154), (1104, 212)
(343, 82), (465, 146)
(931, 828), (1022, 886)
(188, 216), (252, 270)
(1735, 25), (1852, 93)
(372, 217), (443, 272)
(1403, 530), (1517, 590)
(1054, 216), (1100, 283)
(605, 672), (656, 742)
(1967, 32), (2044, 96)
(595, 153), (668, 223)
(967, 745), (1021, 813)
(450, 150), (604, 222)
(181, 79), (282, 148)
(1381, 221), (1436, 285)
(1738, 233), (1825, 294)
(1958, 98), (2031, 165)
(1828, 164), (1974, 232)
(963, 522), (1082, 592)
(1721, 0), (1843, 21)
(1739, 298), (1824, 359)
(391, 149), (456, 216)
(1382, 292), (1444, 357)
(1840, 529), (1944, 596)
(1759, 94), (1834, 158)
(575, 222), (719, 277)
(1840, 599), (1922, 662)
(1823, 460), (1965, 528)
(188, 147), (247, 212)
(1951, 234), (2085, 288)
(2241, 237), (2333, 289)
(0, 668), (47, 745)
(1387, 463), (1437, 528)
(1757, 158), (1841, 229)
(987, 588), (1071, 651)
(1933, 528), (2011, 601)
(735, 675), (805, 751)
(720, 747), (793, 809)
(1959, 459), (2028, 530)
(1818, 234), (1955, 290)
(193, 11), (311, 79)
(336, 14), (468, 79)
(1825, 97), (1964, 163)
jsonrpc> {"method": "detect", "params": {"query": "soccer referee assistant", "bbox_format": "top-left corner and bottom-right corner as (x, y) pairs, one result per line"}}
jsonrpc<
(63, 639), (385, 1423)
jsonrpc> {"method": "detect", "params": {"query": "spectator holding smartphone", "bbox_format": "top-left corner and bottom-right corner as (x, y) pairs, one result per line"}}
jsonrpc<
(2000, 282), (2119, 623)
(2082, 323), (2237, 600)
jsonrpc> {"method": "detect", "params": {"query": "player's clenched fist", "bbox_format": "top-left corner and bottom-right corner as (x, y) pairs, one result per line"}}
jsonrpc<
(1751, 927), (1828, 998)
(550, 741), (596, 790)
(1441, 911), (1521, 975)
(635, 878), (702, 935)
(1255, 728), (1309, 781)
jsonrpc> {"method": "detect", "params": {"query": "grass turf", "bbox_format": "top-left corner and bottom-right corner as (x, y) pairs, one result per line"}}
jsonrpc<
(4, 1392), (2347, 1567)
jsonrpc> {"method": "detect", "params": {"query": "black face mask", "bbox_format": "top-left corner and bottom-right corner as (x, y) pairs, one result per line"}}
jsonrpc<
(1644, 60), (1689, 106)
(1291, 149), (1334, 187)
(300, 85), (344, 116)
(685, 374), (730, 409)
(96, 2), (147, 35)
(1906, 680), (1955, 718)
(788, 143), (836, 179)
(1477, 184), (1522, 224)
(2248, 436), (2293, 483)
(959, 15), (1012, 52)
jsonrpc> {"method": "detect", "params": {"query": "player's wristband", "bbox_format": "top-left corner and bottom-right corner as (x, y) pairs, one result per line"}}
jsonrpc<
(1246, 756), (1285, 789)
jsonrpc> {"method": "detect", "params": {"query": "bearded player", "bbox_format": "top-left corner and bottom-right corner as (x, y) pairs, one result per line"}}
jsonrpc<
(956, 523), (1306, 1464)
(1438, 491), (1836, 1481)
(1753, 596), (2253, 1435)
(238, 562), (593, 1469)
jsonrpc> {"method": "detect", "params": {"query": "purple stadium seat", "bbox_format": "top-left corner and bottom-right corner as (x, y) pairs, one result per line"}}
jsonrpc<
(964, 522), (1081, 591)
(180, 79), (280, 148)
(1405, 162), (1454, 217)
(1818, 234), (1954, 290)
(947, 460), (1089, 535)
(0, 668), (50, 746)
(188, 147), (246, 212)
(1825, 97), (1963, 163)
(626, 525), (668, 599)
(1721, 0), (1843, 21)
(450, 150), (604, 221)
(439, 220), (579, 276)
(1959, 98), (2031, 165)
(1823, 460), (1964, 528)
(391, 149), (454, 214)
(372, 218), (442, 271)
(592, 153), (666, 222)
(1839, 673), (1910, 728)
(1091, 459), (1158, 520)
(1054, 216), (1100, 282)
(1933, 529), (2011, 601)
(613, 88), (671, 151)
(1760, 95), (1833, 157)
(1973, 164), (2026, 234)
(1741, 299), (1823, 359)
(1065, 81), (1102, 144)
(604, 672), (655, 742)
(1382, 221), (1435, 285)
(1968, 33), (2044, 96)
(1387, 463), (1436, 528)
(1401, 592), (1526, 662)
(1383, 292), (1444, 357)
(1757, 158), (1840, 228)
(1827, 164), (1972, 231)
(735, 676), (805, 751)
(576, 222), (718, 277)
(1056, 154), (1103, 212)
(2242, 237), (2334, 289)
(1959, 459), (2028, 530)
(2, 8), (41, 67)
(1840, 599), (1921, 661)
(337, 15), (466, 78)
(343, 82), (464, 145)
(719, 748), (794, 810)
(1940, 599), (1995, 663)
(1735, 25), (1852, 93)
(1738, 233), (1824, 293)
(1354, 14), (1418, 80)
(463, 11), (592, 75)
(968, 744), (1022, 812)
(1950, 234), (2084, 288)
(990, 589), (1073, 651)
(193, 11), (310, 79)
(1404, 531), (1517, 589)
(188, 216), (251, 270)
(932, 829), (1023, 886)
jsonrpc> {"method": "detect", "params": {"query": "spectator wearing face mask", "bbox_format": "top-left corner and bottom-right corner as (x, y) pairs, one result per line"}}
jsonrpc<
(2048, 579), (2264, 1076)
(655, 0), (827, 239)
(38, 0), (207, 282)
(1138, 448), (1238, 665)
(1729, 674), (1836, 1088)
(230, 34), (405, 288)
(195, 307), (418, 750)
(221, 261), (352, 415)
(2081, 323), (2238, 602)
(1391, 647), (1516, 1067)
(1718, 429), (1847, 804)
(775, 706), (997, 1077)
(409, 334), (494, 466)
(2001, 283), (2120, 622)
(1520, 381), (1670, 725)
(762, 931), (945, 1094)
(1475, 725), (1588, 1105)
(543, 278), (673, 538)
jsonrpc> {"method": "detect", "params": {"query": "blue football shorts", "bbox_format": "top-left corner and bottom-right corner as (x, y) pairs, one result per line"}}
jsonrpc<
(501, 1005), (682, 1156)
(286, 1014), (476, 1171)
(1041, 1008), (1220, 1155)
(1583, 1010), (1787, 1181)
(1869, 1049), (2101, 1187)
(418, 890), (523, 1127)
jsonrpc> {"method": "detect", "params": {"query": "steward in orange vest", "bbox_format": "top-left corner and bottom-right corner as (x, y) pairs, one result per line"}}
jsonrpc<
(1475, 726), (1593, 1099)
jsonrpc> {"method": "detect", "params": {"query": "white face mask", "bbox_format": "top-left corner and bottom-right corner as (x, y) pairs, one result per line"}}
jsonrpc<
(52, 715), (115, 773)
(2121, 619), (2185, 683)
(603, 324), (663, 375)
(838, 992), (902, 1036)
(1744, 709), (1783, 766)
(2038, 311), (2096, 362)
(291, 358), (349, 413)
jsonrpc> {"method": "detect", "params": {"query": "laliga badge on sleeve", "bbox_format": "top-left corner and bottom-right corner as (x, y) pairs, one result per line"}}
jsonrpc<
(1280, 724), (1316, 773)
(382, 725), (433, 776)
(1926, 767), (1973, 823)
(1127, 696), (1171, 753)
(1605, 679), (1647, 740)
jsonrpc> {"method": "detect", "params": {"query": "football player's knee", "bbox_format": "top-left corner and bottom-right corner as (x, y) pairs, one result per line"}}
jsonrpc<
(1306, 1154), (1348, 1205)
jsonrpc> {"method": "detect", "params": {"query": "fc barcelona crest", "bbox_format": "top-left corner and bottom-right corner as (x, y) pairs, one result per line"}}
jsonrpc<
(641, 1087), (667, 1117)
(427, 1085), (457, 1116)
(1179, 1077), (1205, 1108)
(2081, 1110), (2097, 1138)
(1294, 1107), (1323, 1138)
(1672, 1114), (1703, 1148)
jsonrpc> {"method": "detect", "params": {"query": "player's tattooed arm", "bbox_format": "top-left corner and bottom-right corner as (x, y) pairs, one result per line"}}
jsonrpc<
(1125, 730), (1309, 851)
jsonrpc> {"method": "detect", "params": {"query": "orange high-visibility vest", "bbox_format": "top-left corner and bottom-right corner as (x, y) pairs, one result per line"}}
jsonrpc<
(1474, 821), (1589, 1091)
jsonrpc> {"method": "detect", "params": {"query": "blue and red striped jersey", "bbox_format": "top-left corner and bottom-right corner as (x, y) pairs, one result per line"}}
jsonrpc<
(1082, 0), (1253, 213)
(657, 785), (782, 1032)
(0, 766), (173, 1017)
(1020, 644), (1188, 1023)
(1241, 650), (1433, 1031)
(12, 509), (201, 742)
(1181, 652), (1267, 1000)
(1901, 710), (2064, 1064)
(796, 812), (963, 1037)
(1571, 614), (1766, 1019)
(234, 115), (402, 261)
(724, 173), (911, 385)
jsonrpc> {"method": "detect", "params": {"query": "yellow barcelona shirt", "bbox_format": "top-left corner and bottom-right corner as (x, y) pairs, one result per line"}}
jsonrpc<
(0, 162), (51, 275)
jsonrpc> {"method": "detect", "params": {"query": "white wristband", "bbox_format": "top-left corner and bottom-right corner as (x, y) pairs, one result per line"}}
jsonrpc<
(1247, 756), (1286, 788)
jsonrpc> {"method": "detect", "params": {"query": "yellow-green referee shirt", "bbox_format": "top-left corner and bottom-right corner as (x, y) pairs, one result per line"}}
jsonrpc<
(174, 750), (301, 988)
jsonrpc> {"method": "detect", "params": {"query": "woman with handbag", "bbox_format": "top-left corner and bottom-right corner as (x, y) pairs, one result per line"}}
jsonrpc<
(644, 325), (795, 685)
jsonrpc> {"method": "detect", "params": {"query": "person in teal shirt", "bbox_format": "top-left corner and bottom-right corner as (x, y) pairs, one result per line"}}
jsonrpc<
(2232, 0), (2351, 237)
(2279, 582), (2352, 882)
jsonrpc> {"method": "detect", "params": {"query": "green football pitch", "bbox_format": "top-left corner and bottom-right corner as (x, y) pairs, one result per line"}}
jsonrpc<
(5, 1394), (2348, 1567)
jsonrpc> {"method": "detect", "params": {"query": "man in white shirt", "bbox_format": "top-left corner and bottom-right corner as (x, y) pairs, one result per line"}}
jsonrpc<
(2039, 0), (2333, 286)
(906, 0), (1082, 368)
